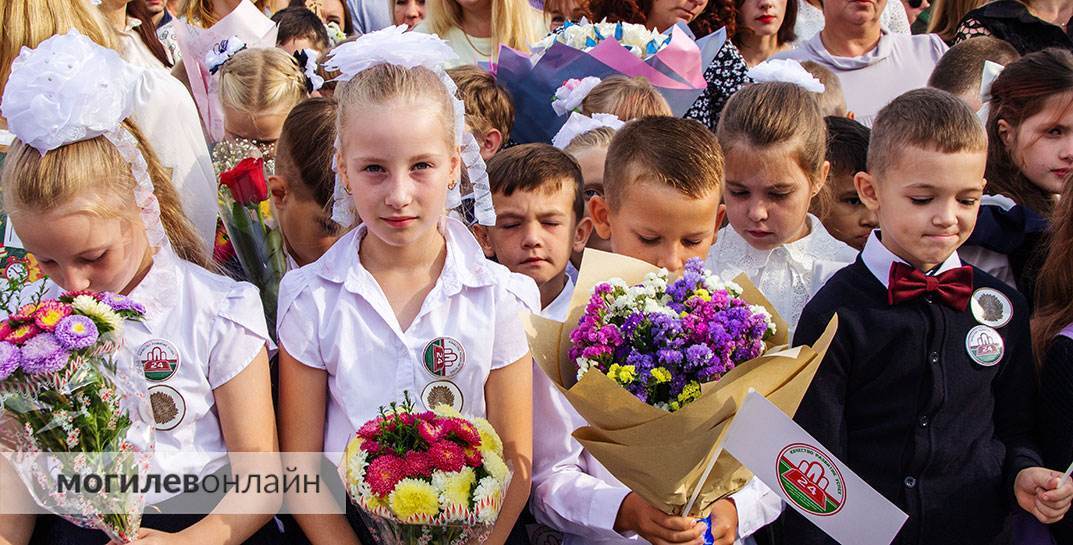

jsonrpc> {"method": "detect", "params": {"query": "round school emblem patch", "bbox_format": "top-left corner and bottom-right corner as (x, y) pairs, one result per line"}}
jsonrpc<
(970, 288), (1012, 328)
(965, 325), (1004, 367)
(421, 380), (464, 412)
(422, 337), (466, 378)
(777, 443), (846, 516)
(148, 385), (185, 431)
(139, 339), (180, 382)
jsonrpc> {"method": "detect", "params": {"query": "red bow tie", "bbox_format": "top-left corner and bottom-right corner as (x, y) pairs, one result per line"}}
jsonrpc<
(887, 262), (973, 311)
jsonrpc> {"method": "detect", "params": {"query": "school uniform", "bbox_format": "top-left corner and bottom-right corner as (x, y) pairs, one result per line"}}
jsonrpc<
(781, 231), (1040, 545)
(1039, 324), (1073, 543)
(532, 271), (782, 545)
(276, 216), (539, 460)
(27, 245), (276, 544)
(706, 215), (858, 336)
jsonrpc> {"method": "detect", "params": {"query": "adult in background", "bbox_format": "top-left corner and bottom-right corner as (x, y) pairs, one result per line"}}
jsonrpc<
(955, 0), (1073, 54)
(391, 0), (426, 30)
(928, 0), (985, 44)
(99, 0), (175, 68)
(415, 0), (546, 68)
(794, 0), (909, 45)
(347, 0), (393, 33)
(590, 0), (752, 130)
(733, 0), (798, 65)
(0, 0), (219, 253)
(775, 0), (947, 126)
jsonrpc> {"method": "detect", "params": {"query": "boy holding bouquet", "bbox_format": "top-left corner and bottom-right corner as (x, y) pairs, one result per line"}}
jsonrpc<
(532, 116), (781, 545)
(786, 89), (1073, 544)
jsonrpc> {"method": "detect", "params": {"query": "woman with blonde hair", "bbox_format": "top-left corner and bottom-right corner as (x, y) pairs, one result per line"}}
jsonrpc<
(415, 0), (547, 67)
(0, 0), (219, 252)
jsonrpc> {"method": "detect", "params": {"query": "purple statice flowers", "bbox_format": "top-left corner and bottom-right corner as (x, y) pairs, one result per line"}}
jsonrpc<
(569, 258), (775, 411)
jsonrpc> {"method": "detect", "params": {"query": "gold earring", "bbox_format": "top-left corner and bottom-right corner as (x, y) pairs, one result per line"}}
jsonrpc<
(448, 181), (457, 190)
(344, 184), (352, 195)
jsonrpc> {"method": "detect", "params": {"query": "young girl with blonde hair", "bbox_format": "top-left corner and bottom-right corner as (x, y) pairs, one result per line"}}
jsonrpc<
(277, 26), (535, 545)
(216, 46), (314, 154)
(416, 0), (546, 67)
(0, 31), (278, 545)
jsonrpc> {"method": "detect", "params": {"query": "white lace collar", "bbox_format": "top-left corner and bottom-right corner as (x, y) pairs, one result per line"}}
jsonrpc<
(709, 214), (856, 278)
(126, 245), (182, 332)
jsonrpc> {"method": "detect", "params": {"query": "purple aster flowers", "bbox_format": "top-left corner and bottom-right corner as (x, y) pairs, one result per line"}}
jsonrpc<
(570, 257), (775, 411)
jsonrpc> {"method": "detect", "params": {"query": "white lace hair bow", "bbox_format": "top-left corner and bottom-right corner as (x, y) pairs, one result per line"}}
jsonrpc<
(747, 59), (825, 94)
(552, 112), (625, 150)
(977, 60), (1005, 123)
(552, 76), (602, 116)
(1, 31), (168, 250)
(322, 25), (496, 227)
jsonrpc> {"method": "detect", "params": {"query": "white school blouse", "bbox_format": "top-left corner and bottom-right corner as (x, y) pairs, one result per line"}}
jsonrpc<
(705, 215), (858, 335)
(276, 217), (539, 459)
(532, 281), (782, 545)
(24, 245), (271, 504)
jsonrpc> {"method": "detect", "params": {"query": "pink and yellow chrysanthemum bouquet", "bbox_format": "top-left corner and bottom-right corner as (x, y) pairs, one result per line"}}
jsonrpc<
(339, 394), (510, 545)
(0, 286), (154, 543)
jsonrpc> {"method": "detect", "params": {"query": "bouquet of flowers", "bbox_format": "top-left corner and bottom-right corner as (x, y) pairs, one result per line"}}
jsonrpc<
(0, 281), (154, 543)
(339, 395), (511, 545)
(533, 19), (671, 60)
(571, 258), (776, 412)
(527, 249), (838, 516)
(213, 139), (286, 332)
(495, 20), (724, 143)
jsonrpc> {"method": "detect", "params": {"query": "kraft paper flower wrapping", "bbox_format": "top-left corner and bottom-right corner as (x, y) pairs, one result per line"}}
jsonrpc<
(525, 249), (838, 516)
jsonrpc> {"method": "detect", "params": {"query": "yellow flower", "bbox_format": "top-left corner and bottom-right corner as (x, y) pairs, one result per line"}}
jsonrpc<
(693, 288), (711, 301)
(608, 364), (637, 384)
(71, 296), (122, 331)
(651, 367), (671, 384)
(677, 381), (702, 406)
(432, 404), (463, 419)
(436, 468), (476, 509)
(482, 450), (509, 484)
(472, 417), (503, 456)
(388, 478), (441, 522)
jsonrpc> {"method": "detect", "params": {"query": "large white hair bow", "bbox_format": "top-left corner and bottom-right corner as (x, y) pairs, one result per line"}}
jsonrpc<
(322, 25), (497, 228)
(1, 31), (168, 250)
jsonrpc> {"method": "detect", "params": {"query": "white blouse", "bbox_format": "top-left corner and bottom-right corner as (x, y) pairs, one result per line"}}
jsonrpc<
(27, 245), (271, 504)
(705, 215), (858, 334)
(276, 217), (538, 459)
(793, 0), (911, 46)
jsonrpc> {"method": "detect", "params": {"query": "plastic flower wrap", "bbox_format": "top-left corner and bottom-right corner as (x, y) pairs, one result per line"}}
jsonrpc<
(0, 279), (154, 543)
(212, 139), (285, 334)
(495, 21), (727, 143)
(526, 249), (838, 516)
(571, 258), (775, 412)
(339, 394), (511, 545)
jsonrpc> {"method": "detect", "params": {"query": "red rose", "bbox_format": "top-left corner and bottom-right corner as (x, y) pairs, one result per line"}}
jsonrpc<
(220, 157), (268, 205)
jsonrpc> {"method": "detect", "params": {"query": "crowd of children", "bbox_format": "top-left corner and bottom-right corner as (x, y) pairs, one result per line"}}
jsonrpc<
(1, 1), (1073, 545)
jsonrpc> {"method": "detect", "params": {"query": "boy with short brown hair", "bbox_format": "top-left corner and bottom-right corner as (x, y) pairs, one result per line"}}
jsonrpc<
(784, 88), (1073, 545)
(447, 65), (516, 161)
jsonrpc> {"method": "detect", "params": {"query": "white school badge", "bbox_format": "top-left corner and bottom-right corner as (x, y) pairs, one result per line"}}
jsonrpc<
(422, 337), (466, 378)
(966, 325), (1004, 367)
(139, 339), (180, 382)
(148, 385), (186, 430)
(970, 288), (1012, 328)
(421, 380), (464, 412)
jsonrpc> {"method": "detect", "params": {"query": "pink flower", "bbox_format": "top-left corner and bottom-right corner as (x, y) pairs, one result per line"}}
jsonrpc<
(11, 303), (41, 323)
(362, 440), (382, 455)
(365, 455), (407, 496)
(357, 419), (382, 439)
(463, 446), (483, 468)
(417, 419), (445, 443)
(446, 418), (481, 446)
(33, 301), (72, 332)
(404, 451), (434, 478)
(428, 440), (465, 472)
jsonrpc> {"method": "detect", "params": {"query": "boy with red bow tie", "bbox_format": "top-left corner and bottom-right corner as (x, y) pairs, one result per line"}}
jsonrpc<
(781, 89), (1073, 545)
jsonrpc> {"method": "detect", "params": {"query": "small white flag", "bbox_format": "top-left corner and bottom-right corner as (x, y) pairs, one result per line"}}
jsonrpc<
(723, 391), (908, 545)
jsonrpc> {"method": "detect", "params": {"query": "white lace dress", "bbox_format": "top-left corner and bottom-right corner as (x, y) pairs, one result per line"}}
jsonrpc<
(705, 215), (859, 334)
(793, 0), (911, 46)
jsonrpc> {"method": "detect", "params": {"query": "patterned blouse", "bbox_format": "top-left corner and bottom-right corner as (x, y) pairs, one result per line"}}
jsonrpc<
(954, 0), (1072, 55)
(683, 38), (754, 132)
